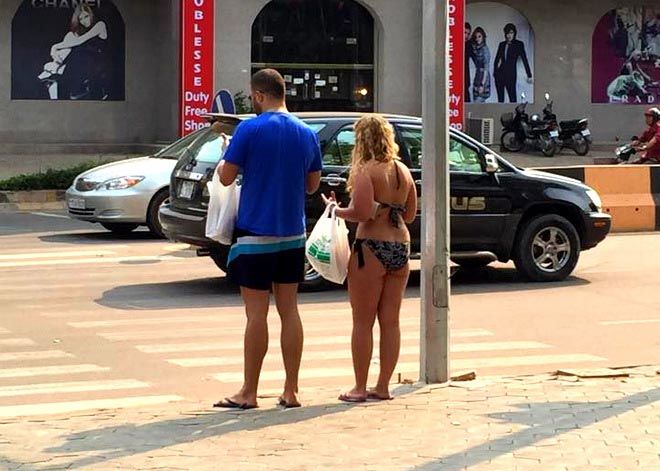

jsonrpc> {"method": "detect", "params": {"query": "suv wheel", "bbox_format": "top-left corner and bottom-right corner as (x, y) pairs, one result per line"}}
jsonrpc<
(514, 214), (580, 282)
(147, 189), (170, 238)
(101, 223), (139, 235)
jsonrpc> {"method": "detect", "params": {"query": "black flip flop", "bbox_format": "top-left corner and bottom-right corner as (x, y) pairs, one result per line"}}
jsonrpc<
(278, 397), (302, 409)
(213, 398), (258, 410)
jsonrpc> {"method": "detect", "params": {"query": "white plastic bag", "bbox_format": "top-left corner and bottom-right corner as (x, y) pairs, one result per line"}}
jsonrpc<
(305, 205), (350, 284)
(205, 171), (240, 246)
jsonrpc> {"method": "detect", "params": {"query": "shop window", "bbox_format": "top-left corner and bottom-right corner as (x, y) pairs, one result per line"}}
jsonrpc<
(252, 0), (375, 112)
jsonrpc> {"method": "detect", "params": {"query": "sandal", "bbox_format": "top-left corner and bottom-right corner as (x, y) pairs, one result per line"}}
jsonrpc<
(367, 389), (394, 401)
(338, 392), (367, 403)
(278, 397), (302, 409)
(213, 398), (258, 410)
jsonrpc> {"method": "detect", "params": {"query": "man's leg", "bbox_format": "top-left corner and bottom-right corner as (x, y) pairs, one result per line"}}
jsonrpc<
(495, 76), (505, 103)
(224, 287), (270, 407)
(273, 282), (303, 406)
(506, 78), (518, 103)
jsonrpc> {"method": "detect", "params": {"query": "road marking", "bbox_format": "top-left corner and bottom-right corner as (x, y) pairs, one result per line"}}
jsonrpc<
(168, 341), (551, 367)
(0, 250), (116, 261)
(0, 364), (110, 379)
(0, 350), (74, 362)
(0, 338), (36, 347)
(0, 328), (11, 335)
(69, 315), (244, 329)
(138, 330), (494, 353)
(0, 255), (182, 269)
(212, 354), (605, 383)
(104, 326), (492, 342)
(0, 395), (183, 418)
(0, 379), (150, 398)
(27, 212), (70, 219)
(600, 319), (660, 326)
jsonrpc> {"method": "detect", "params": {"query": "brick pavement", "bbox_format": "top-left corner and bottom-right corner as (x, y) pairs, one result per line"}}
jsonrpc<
(0, 365), (657, 470)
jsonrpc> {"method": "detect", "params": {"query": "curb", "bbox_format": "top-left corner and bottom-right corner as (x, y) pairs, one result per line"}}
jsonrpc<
(0, 190), (66, 212)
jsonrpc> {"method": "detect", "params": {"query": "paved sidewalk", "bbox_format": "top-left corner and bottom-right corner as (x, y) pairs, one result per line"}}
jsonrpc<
(0, 366), (657, 470)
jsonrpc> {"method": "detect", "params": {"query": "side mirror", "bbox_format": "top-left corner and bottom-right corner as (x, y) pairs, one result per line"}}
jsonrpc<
(521, 92), (527, 100)
(544, 92), (550, 101)
(485, 154), (499, 173)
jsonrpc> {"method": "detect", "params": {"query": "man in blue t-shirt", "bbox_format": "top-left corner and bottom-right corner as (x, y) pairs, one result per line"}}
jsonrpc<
(215, 69), (322, 410)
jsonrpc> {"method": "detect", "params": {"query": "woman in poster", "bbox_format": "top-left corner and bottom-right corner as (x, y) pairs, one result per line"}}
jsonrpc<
(470, 27), (491, 103)
(493, 23), (533, 103)
(38, 5), (108, 100)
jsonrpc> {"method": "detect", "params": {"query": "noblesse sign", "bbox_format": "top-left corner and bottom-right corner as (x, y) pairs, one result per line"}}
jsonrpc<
(448, 0), (465, 130)
(180, 0), (214, 136)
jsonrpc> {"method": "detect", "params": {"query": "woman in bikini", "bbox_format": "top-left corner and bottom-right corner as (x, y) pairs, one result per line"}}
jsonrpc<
(323, 114), (417, 403)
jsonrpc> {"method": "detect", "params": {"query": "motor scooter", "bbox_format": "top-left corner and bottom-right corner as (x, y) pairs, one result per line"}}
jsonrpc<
(500, 93), (556, 157)
(541, 93), (592, 156)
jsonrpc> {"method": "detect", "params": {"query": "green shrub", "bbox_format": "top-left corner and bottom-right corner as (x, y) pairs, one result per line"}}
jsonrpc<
(0, 161), (109, 191)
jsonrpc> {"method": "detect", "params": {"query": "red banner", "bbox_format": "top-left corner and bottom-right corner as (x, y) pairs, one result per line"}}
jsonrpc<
(448, 0), (465, 130)
(180, 0), (215, 136)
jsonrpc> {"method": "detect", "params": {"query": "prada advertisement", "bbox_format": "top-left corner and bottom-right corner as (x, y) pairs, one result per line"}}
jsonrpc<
(11, 0), (125, 101)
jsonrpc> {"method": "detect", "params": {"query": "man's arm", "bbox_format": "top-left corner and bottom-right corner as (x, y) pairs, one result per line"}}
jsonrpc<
(519, 41), (533, 78)
(306, 171), (321, 195)
(494, 43), (504, 70)
(219, 161), (240, 187)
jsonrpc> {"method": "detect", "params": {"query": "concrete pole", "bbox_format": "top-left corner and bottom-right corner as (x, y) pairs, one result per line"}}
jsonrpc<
(420, 0), (450, 384)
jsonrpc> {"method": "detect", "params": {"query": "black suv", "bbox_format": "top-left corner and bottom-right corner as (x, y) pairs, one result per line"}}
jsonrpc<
(159, 112), (611, 289)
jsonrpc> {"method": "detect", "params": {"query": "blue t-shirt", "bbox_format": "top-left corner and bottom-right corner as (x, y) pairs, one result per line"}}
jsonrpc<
(223, 112), (323, 237)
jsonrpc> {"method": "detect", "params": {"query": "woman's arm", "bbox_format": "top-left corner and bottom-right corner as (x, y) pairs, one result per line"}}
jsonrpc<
(334, 171), (374, 223)
(55, 22), (107, 49)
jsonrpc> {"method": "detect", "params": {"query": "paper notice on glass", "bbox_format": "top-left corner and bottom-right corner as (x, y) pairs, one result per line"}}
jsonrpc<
(314, 74), (321, 79)
(347, 38), (357, 45)
(293, 78), (304, 85)
(291, 89), (298, 96)
(315, 80), (327, 87)
(263, 36), (274, 43)
(315, 91), (321, 99)
(332, 86), (339, 92)
(329, 76), (338, 84)
(284, 75), (293, 83)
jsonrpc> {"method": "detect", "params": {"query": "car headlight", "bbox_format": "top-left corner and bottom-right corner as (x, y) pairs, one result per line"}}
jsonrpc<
(586, 188), (602, 212)
(98, 176), (145, 190)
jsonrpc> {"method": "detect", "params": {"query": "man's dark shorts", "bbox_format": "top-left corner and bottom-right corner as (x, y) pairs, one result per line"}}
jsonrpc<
(227, 228), (306, 291)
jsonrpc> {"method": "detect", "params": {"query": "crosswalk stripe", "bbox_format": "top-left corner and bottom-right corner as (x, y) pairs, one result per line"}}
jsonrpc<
(0, 364), (110, 379)
(0, 250), (115, 261)
(212, 354), (606, 383)
(0, 350), (74, 362)
(600, 319), (660, 326)
(0, 328), (11, 335)
(0, 395), (184, 418)
(0, 338), (36, 347)
(168, 341), (551, 367)
(135, 329), (493, 353)
(0, 379), (150, 398)
(0, 255), (183, 269)
(103, 326), (492, 342)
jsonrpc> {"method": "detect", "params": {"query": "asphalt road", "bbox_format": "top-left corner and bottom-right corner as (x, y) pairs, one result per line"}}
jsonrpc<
(0, 211), (658, 418)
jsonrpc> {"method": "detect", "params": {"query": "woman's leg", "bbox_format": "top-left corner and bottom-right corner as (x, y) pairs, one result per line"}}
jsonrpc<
(373, 262), (410, 398)
(343, 247), (385, 400)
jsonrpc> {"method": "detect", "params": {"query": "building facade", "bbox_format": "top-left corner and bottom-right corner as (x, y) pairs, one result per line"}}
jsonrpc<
(0, 0), (658, 149)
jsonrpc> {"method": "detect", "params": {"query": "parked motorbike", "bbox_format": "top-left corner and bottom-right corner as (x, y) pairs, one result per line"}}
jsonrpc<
(541, 93), (592, 156)
(500, 93), (557, 157)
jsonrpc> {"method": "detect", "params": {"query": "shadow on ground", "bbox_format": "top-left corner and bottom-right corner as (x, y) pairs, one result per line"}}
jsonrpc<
(40, 229), (162, 245)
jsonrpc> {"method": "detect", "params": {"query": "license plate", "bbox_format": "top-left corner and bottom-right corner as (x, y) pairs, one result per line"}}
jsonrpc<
(581, 129), (591, 136)
(550, 130), (559, 138)
(68, 197), (85, 210)
(179, 181), (195, 199)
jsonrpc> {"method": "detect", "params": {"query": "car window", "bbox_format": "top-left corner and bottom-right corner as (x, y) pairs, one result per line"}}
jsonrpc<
(399, 125), (423, 168)
(449, 138), (482, 173)
(306, 123), (327, 134)
(154, 129), (205, 160)
(323, 128), (355, 166)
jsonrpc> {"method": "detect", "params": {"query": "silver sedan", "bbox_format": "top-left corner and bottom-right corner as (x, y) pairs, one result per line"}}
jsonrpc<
(65, 130), (204, 237)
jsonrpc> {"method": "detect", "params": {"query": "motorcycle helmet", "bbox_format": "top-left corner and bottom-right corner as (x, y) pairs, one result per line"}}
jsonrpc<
(644, 107), (660, 122)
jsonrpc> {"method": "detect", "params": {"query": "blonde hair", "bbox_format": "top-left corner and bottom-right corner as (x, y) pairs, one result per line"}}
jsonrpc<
(347, 114), (400, 193)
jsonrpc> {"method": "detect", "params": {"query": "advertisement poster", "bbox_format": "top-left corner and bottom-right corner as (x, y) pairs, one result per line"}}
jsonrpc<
(11, 0), (125, 101)
(448, 0), (465, 130)
(592, 7), (660, 105)
(180, 0), (215, 136)
(466, 2), (534, 104)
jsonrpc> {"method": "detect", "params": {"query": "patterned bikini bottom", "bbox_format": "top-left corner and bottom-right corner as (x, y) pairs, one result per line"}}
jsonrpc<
(354, 239), (410, 272)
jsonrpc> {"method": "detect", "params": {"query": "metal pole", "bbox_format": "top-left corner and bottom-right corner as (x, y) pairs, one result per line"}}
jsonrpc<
(420, 0), (450, 384)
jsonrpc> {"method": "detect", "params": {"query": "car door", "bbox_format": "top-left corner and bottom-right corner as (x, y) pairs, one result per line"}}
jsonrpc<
(448, 135), (513, 252)
(395, 123), (423, 253)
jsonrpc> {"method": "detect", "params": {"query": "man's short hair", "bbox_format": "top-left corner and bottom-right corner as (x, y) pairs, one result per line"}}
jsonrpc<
(465, 22), (472, 30)
(504, 23), (517, 37)
(251, 69), (285, 100)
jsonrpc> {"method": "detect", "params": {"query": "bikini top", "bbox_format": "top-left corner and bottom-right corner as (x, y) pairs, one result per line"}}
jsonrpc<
(374, 162), (406, 228)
